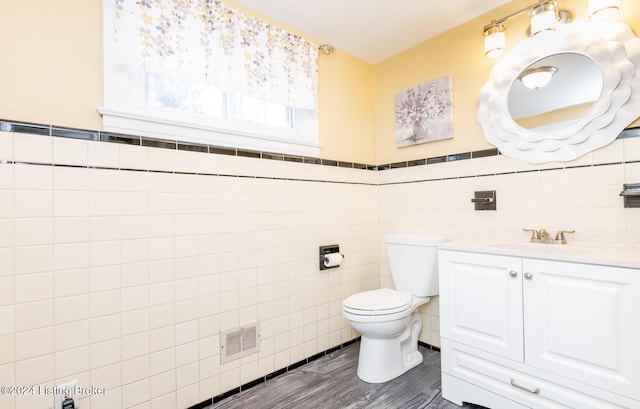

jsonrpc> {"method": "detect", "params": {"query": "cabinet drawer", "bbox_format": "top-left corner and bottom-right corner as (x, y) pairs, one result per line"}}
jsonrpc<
(441, 339), (640, 409)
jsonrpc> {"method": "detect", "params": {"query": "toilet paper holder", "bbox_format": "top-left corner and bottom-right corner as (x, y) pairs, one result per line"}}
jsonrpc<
(319, 244), (344, 270)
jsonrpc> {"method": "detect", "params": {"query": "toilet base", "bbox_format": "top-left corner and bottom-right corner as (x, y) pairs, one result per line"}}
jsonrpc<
(356, 312), (423, 383)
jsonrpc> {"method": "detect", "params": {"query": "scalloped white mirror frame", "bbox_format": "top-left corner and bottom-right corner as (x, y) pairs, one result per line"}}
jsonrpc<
(478, 19), (640, 164)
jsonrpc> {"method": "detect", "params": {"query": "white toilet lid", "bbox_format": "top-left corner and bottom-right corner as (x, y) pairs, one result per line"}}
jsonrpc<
(343, 288), (412, 315)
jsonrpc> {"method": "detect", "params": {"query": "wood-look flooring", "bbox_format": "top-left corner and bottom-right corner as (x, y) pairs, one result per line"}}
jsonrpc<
(207, 342), (485, 409)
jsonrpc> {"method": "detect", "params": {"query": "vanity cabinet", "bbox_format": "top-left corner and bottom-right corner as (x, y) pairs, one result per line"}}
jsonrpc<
(439, 249), (640, 409)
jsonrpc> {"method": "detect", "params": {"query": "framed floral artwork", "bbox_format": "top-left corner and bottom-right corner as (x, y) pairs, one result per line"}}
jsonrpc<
(394, 75), (453, 147)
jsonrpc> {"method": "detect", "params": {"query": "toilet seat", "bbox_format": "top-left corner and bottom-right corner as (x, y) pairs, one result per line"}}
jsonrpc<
(343, 288), (412, 316)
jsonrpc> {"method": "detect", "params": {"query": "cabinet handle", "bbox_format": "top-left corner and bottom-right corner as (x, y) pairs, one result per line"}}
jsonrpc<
(509, 270), (518, 278)
(524, 272), (533, 280)
(510, 378), (540, 394)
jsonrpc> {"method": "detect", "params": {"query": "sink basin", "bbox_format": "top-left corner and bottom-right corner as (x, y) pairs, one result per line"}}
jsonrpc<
(440, 239), (640, 269)
(488, 242), (595, 255)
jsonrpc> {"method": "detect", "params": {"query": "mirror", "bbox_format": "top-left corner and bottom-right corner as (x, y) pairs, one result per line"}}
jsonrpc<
(508, 53), (603, 130)
(477, 20), (640, 164)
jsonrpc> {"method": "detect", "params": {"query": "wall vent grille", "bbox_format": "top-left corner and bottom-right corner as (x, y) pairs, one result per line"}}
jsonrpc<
(221, 322), (260, 363)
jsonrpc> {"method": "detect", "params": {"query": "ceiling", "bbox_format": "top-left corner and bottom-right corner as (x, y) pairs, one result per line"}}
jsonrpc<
(233, 0), (513, 63)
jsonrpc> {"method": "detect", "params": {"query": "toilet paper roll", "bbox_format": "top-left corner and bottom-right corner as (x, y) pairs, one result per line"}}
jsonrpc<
(323, 253), (343, 268)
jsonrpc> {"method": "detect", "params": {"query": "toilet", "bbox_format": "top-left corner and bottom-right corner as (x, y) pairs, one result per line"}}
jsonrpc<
(342, 235), (446, 383)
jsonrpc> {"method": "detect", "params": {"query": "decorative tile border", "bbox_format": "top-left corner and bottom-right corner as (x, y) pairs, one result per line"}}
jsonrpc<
(619, 127), (640, 139)
(2, 118), (639, 185)
(186, 339), (439, 409)
(185, 338), (358, 409)
(0, 119), (503, 171)
(0, 119), (383, 170)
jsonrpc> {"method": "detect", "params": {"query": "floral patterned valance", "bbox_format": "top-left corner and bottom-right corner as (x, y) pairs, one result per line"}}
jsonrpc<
(114, 0), (318, 110)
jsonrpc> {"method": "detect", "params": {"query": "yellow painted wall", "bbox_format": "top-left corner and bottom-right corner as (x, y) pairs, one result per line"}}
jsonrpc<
(373, 0), (640, 164)
(0, 0), (376, 164)
(2, 1), (640, 165)
(0, 0), (103, 129)
(317, 50), (375, 162)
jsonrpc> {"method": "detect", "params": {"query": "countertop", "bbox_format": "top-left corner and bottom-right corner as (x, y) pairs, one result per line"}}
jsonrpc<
(438, 239), (640, 270)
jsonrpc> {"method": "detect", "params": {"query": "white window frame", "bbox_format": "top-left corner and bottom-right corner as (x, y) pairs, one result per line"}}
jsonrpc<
(99, 0), (321, 156)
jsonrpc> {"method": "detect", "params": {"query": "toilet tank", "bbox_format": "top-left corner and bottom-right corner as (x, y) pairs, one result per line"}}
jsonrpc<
(385, 235), (447, 297)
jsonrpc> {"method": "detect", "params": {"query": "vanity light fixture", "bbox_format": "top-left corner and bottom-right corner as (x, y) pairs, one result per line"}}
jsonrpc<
(589, 0), (619, 20)
(483, 23), (506, 58)
(519, 66), (558, 89)
(482, 0), (573, 58)
(529, 1), (559, 37)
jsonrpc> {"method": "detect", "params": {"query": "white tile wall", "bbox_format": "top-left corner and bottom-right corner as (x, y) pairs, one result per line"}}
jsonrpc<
(379, 138), (640, 346)
(1, 131), (378, 409)
(4, 128), (640, 407)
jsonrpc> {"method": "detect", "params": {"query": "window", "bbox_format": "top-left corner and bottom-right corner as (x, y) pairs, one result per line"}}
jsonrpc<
(100, 0), (320, 156)
(146, 73), (226, 118)
(145, 71), (309, 132)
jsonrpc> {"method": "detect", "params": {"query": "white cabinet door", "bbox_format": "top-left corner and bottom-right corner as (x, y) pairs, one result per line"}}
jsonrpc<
(523, 258), (640, 401)
(439, 250), (524, 362)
